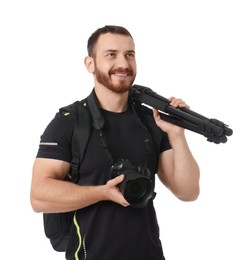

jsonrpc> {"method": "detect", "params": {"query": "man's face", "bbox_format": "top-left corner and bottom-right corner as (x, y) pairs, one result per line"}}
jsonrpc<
(92, 33), (137, 93)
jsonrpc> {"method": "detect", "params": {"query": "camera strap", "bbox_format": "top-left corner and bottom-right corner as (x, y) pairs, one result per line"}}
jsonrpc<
(86, 89), (114, 165)
(130, 99), (152, 168)
(86, 89), (152, 167)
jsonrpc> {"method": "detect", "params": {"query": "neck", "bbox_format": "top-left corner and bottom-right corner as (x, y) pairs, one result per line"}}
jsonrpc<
(94, 85), (129, 112)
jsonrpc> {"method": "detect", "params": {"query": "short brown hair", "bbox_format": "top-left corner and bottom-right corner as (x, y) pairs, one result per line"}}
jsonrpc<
(87, 25), (133, 57)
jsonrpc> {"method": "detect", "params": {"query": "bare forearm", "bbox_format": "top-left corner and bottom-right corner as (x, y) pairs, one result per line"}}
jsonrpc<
(31, 174), (129, 213)
(158, 134), (200, 201)
(169, 135), (200, 200)
(31, 179), (107, 213)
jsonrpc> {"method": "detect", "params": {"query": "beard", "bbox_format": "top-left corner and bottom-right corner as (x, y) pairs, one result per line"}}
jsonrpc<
(94, 64), (136, 94)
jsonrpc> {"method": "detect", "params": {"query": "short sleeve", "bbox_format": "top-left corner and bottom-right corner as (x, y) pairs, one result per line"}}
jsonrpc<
(159, 131), (172, 153)
(36, 112), (74, 162)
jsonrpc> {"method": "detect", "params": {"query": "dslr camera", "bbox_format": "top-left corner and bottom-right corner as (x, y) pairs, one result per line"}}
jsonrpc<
(111, 159), (155, 208)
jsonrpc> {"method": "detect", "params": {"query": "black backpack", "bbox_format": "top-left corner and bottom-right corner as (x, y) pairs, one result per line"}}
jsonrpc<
(43, 95), (92, 252)
(43, 87), (163, 252)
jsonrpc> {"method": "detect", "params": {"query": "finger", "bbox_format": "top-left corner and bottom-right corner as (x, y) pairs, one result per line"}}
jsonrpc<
(121, 201), (130, 207)
(113, 174), (125, 185)
(170, 98), (183, 107)
(168, 96), (175, 102)
(177, 100), (190, 109)
(152, 108), (159, 119)
(120, 197), (130, 207)
(180, 103), (190, 109)
(169, 98), (190, 109)
(152, 108), (163, 126)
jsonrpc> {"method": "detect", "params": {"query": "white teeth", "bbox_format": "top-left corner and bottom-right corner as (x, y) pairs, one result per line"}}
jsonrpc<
(115, 73), (127, 76)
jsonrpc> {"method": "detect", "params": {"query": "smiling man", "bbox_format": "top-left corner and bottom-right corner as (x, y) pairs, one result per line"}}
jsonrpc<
(30, 25), (200, 260)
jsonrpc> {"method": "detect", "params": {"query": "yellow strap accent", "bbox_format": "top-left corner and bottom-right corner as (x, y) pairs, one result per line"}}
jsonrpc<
(73, 212), (82, 260)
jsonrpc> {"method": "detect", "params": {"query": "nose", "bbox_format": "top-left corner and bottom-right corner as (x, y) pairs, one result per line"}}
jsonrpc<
(116, 54), (129, 68)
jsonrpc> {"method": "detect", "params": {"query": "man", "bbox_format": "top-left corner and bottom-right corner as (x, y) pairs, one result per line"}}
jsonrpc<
(30, 25), (200, 260)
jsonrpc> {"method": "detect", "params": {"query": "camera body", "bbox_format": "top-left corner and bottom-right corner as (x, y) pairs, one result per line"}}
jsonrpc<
(111, 159), (155, 208)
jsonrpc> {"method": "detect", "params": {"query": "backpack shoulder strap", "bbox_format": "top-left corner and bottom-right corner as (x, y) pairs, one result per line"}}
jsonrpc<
(59, 99), (92, 183)
(58, 88), (104, 183)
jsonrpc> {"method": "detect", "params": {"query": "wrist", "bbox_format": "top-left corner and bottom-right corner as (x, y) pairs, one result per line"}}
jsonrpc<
(168, 133), (187, 147)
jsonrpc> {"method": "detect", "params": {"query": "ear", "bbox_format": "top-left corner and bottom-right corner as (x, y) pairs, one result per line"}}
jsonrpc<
(84, 56), (95, 73)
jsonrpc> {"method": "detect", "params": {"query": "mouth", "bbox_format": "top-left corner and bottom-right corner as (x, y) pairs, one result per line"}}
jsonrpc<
(113, 72), (129, 78)
(111, 69), (133, 79)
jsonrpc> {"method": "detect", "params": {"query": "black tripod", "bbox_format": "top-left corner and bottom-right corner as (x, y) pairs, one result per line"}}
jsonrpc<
(130, 84), (233, 144)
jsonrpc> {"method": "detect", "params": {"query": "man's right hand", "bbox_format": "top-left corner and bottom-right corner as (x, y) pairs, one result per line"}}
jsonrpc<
(104, 175), (130, 207)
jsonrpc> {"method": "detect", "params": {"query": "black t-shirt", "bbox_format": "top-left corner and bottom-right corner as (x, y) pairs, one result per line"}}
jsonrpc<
(37, 104), (171, 260)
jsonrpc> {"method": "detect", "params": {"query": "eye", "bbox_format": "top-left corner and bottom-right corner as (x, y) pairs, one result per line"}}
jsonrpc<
(126, 52), (135, 58)
(106, 51), (116, 58)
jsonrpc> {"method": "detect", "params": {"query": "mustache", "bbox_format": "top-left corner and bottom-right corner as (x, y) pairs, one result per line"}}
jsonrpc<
(109, 68), (134, 76)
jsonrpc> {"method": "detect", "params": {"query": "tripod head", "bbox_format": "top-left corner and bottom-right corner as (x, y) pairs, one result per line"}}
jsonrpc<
(130, 84), (233, 144)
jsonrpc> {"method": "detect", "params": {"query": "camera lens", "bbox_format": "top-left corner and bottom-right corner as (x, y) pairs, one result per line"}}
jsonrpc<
(124, 177), (151, 203)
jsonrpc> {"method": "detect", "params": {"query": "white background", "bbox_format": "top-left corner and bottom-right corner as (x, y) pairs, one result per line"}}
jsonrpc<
(0, 1), (249, 259)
